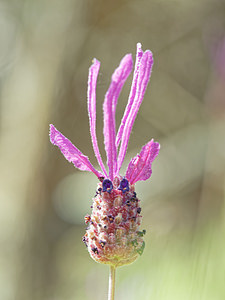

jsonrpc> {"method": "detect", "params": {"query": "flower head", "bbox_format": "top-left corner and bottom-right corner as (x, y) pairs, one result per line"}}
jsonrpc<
(50, 43), (160, 267)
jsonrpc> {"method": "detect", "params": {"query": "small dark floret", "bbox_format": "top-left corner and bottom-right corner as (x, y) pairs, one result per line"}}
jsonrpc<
(126, 200), (131, 207)
(133, 197), (139, 202)
(91, 247), (99, 254)
(100, 240), (106, 248)
(137, 229), (146, 237)
(130, 197), (136, 203)
(84, 215), (91, 224)
(82, 236), (88, 247)
(131, 216), (136, 222)
(137, 207), (141, 214)
(118, 178), (129, 193)
(102, 179), (113, 193)
(108, 215), (114, 223)
(95, 187), (103, 197)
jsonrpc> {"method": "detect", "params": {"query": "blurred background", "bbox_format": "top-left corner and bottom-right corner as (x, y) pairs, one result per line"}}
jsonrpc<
(0, 0), (225, 299)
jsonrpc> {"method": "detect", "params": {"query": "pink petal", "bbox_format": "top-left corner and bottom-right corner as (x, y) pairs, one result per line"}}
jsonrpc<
(117, 49), (154, 173)
(116, 43), (143, 148)
(49, 124), (103, 178)
(111, 54), (133, 116)
(103, 54), (133, 180)
(87, 59), (108, 177)
(126, 139), (160, 185)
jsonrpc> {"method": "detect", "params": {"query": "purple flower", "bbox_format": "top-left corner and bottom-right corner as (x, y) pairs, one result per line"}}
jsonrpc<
(50, 43), (160, 186)
(50, 43), (160, 267)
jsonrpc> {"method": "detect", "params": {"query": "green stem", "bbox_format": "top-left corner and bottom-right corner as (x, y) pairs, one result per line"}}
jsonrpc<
(108, 265), (116, 300)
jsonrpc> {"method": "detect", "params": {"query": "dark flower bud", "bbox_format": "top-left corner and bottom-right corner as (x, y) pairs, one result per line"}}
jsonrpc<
(118, 178), (129, 193)
(102, 179), (113, 193)
(92, 247), (99, 254)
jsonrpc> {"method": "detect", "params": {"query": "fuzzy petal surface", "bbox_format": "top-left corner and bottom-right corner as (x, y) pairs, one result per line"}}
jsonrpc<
(126, 139), (160, 184)
(116, 43), (143, 148)
(88, 59), (107, 177)
(111, 54), (133, 116)
(103, 54), (133, 180)
(117, 50), (154, 173)
(49, 124), (103, 178)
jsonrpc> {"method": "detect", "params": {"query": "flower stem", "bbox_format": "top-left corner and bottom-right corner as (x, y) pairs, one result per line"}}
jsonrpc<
(108, 265), (116, 300)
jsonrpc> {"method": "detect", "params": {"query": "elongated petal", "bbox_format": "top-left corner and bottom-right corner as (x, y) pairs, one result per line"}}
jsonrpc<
(88, 59), (108, 177)
(126, 139), (160, 184)
(49, 124), (103, 178)
(116, 43), (143, 148)
(117, 50), (154, 173)
(103, 54), (133, 180)
(111, 54), (133, 116)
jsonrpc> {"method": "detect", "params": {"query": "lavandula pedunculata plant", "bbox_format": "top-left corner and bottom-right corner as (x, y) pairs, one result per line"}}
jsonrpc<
(50, 43), (160, 300)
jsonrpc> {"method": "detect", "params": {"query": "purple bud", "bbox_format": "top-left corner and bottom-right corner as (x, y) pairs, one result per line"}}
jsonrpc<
(118, 178), (129, 193)
(102, 179), (113, 193)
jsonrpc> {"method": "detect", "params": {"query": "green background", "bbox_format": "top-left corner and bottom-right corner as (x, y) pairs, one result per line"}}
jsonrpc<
(0, 0), (225, 299)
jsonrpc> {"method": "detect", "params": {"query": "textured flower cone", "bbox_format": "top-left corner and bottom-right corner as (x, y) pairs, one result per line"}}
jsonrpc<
(83, 176), (146, 267)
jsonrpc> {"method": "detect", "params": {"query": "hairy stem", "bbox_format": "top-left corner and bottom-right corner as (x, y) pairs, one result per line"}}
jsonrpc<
(108, 265), (116, 300)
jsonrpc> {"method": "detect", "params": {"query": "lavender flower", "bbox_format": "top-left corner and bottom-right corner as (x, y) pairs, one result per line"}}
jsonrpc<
(50, 43), (160, 268)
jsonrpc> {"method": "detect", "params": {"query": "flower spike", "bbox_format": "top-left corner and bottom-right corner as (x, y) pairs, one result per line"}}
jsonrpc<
(49, 124), (103, 178)
(88, 59), (108, 177)
(103, 54), (133, 180)
(50, 43), (160, 269)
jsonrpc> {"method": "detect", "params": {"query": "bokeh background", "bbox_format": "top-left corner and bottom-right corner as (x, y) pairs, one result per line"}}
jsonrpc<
(1, 0), (225, 299)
